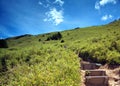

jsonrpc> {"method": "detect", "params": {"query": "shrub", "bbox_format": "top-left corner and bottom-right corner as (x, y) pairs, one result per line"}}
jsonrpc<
(92, 38), (101, 43)
(61, 40), (64, 43)
(0, 57), (8, 72)
(46, 37), (51, 41)
(38, 39), (41, 41)
(67, 33), (69, 36)
(78, 51), (91, 61)
(109, 41), (119, 51)
(0, 39), (8, 48)
(111, 41), (117, 49)
(46, 32), (62, 41)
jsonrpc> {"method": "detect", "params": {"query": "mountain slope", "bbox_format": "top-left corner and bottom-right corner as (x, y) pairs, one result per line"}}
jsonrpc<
(0, 20), (120, 85)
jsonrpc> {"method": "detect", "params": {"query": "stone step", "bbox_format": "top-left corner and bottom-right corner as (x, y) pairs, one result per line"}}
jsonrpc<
(85, 70), (106, 76)
(81, 62), (101, 70)
(85, 76), (109, 86)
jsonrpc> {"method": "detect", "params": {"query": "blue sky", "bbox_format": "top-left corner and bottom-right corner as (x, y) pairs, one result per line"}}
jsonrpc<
(0, 0), (120, 38)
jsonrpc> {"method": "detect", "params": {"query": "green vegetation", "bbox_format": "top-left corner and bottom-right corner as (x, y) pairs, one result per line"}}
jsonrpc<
(0, 39), (8, 48)
(46, 32), (62, 41)
(0, 45), (80, 85)
(0, 20), (120, 85)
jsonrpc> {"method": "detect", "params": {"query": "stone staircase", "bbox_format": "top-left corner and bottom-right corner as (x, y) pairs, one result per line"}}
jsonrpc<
(81, 62), (109, 86)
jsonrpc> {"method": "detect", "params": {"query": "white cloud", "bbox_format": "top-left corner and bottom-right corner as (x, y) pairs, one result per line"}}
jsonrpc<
(109, 14), (113, 19)
(38, 1), (50, 8)
(100, 0), (116, 6)
(101, 14), (113, 21)
(54, 0), (64, 6)
(101, 15), (108, 20)
(39, 0), (65, 25)
(95, 0), (117, 10)
(95, 2), (100, 10)
(43, 8), (64, 25)
(38, 1), (43, 5)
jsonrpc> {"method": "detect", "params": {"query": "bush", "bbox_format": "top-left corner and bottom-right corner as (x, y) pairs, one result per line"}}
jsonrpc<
(92, 38), (101, 43)
(61, 40), (64, 43)
(109, 41), (120, 52)
(46, 32), (62, 41)
(0, 57), (8, 72)
(38, 39), (41, 41)
(0, 39), (8, 48)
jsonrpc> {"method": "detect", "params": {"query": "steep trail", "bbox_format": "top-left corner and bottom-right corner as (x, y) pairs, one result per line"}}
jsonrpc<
(80, 61), (120, 86)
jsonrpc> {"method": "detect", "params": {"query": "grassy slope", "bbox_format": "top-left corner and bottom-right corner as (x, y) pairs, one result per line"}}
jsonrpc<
(0, 20), (120, 85)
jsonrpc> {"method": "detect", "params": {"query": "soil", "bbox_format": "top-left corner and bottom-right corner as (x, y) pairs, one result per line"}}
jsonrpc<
(99, 64), (120, 86)
(80, 61), (120, 86)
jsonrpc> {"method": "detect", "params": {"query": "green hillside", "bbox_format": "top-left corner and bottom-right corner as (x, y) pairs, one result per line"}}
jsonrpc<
(0, 20), (120, 85)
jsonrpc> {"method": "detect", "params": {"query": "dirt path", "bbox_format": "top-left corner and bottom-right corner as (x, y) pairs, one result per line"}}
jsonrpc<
(99, 65), (120, 86)
(80, 61), (120, 86)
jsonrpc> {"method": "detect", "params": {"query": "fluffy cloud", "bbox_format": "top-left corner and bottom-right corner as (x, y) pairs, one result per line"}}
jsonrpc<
(101, 14), (113, 21)
(99, 0), (116, 6)
(39, 0), (64, 25)
(95, 0), (117, 10)
(44, 8), (64, 25)
(54, 0), (64, 6)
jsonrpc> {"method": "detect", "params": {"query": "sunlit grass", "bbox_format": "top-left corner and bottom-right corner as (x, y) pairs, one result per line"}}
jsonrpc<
(0, 20), (120, 85)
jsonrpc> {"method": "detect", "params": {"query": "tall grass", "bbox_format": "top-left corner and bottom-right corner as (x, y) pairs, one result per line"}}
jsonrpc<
(0, 20), (120, 85)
